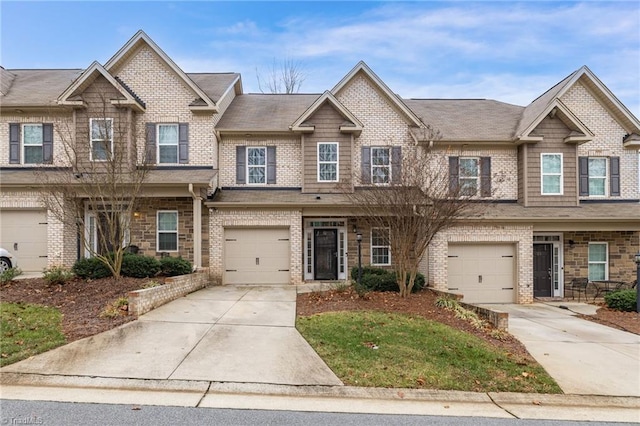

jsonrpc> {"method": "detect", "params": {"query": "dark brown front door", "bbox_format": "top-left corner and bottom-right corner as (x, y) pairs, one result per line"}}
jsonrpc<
(314, 229), (337, 280)
(533, 244), (553, 297)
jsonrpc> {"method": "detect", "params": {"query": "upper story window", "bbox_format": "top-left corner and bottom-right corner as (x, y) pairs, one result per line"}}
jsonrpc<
(8, 123), (53, 164)
(90, 118), (113, 161)
(371, 147), (391, 184)
(579, 156), (620, 197)
(158, 124), (178, 164)
(235, 145), (276, 185)
(247, 147), (267, 184)
(318, 142), (338, 182)
(448, 156), (491, 197)
(459, 157), (479, 196)
(588, 158), (606, 196)
(371, 227), (391, 266)
(541, 153), (563, 195)
(145, 123), (188, 164)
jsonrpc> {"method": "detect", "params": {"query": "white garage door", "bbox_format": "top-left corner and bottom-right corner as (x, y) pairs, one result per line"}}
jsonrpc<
(0, 210), (48, 272)
(448, 244), (515, 303)
(224, 228), (290, 285)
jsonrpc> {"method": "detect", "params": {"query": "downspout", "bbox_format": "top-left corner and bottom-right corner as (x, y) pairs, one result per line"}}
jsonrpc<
(188, 183), (202, 270)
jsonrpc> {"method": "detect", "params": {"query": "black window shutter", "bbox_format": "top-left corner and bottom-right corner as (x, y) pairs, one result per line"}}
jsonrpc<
(361, 146), (371, 184)
(236, 145), (246, 184)
(449, 156), (459, 194)
(610, 156), (620, 196)
(578, 156), (589, 196)
(178, 123), (189, 164)
(145, 123), (156, 164)
(9, 123), (20, 164)
(267, 146), (276, 184)
(391, 146), (402, 184)
(480, 157), (491, 197)
(42, 123), (53, 164)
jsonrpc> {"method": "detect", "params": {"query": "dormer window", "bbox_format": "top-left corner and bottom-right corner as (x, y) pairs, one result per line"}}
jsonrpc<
(318, 142), (339, 182)
(541, 153), (563, 195)
(90, 118), (113, 161)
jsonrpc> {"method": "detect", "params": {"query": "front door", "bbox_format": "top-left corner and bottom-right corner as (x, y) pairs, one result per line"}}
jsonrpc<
(314, 229), (337, 280)
(533, 244), (553, 297)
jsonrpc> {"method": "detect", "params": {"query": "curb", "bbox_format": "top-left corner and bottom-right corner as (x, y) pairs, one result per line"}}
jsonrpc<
(1, 373), (639, 422)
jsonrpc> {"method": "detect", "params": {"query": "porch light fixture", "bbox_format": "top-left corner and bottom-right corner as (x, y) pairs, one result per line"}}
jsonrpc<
(634, 252), (640, 313)
(356, 233), (363, 285)
(568, 240), (575, 249)
(133, 211), (141, 218)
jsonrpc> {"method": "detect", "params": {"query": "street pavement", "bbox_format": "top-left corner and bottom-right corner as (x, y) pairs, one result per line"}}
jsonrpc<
(1, 286), (639, 422)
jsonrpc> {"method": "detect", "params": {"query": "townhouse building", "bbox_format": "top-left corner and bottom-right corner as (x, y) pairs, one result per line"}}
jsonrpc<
(2, 31), (639, 303)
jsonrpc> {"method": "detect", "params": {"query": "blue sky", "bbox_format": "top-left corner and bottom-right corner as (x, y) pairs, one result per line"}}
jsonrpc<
(2, 1), (639, 116)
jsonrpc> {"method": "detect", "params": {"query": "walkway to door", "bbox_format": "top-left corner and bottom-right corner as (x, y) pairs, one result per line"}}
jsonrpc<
(2, 285), (342, 386)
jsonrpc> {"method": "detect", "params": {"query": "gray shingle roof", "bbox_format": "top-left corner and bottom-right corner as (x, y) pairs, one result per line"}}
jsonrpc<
(514, 71), (577, 137)
(1, 69), (83, 106)
(0, 69), (239, 107)
(404, 99), (524, 141)
(187, 73), (240, 103)
(216, 94), (320, 132)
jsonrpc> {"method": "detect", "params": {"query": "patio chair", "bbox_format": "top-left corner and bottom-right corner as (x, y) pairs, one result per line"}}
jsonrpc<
(567, 278), (589, 302)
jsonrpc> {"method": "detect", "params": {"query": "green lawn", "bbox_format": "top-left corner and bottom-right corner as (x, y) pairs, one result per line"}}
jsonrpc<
(297, 311), (561, 393)
(0, 302), (66, 367)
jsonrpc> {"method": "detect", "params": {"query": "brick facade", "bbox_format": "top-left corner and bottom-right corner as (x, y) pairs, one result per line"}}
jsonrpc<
(428, 225), (534, 304)
(208, 209), (303, 285)
(218, 135), (302, 187)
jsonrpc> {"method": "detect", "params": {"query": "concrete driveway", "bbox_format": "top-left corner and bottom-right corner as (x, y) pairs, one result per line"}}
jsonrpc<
(2, 285), (342, 386)
(484, 302), (640, 397)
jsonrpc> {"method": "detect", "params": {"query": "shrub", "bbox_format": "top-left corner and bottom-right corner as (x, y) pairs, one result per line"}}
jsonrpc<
(350, 266), (425, 293)
(159, 256), (192, 277)
(0, 267), (22, 284)
(604, 289), (637, 312)
(72, 257), (112, 279)
(43, 266), (74, 285)
(121, 254), (160, 278)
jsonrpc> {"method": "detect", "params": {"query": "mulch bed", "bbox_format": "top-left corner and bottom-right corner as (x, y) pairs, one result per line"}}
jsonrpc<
(579, 305), (640, 334)
(1, 277), (157, 342)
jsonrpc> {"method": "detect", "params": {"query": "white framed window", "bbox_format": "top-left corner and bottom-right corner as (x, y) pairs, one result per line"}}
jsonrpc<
(157, 211), (178, 252)
(588, 242), (608, 281)
(541, 153), (563, 195)
(371, 227), (391, 266)
(90, 118), (113, 161)
(588, 158), (607, 196)
(371, 147), (391, 184)
(318, 142), (338, 182)
(459, 157), (479, 196)
(158, 124), (179, 164)
(247, 147), (267, 184)
(23, 124), (43, 164)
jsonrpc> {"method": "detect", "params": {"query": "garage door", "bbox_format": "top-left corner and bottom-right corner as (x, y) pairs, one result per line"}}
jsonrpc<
(224, 228), (290, 285)
(0, 210), (48, 272)
(448, 244), (515, 303)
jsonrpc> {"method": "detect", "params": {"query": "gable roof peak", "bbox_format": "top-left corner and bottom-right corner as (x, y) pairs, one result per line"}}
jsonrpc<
(332, 61), (423, 127)
(104, 30), (218, 112)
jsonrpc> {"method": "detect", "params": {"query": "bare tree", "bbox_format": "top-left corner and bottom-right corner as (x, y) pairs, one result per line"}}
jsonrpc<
(37, 90), (149, 278)
(256, 58), (306, 94)
(347, 126), (478, 297)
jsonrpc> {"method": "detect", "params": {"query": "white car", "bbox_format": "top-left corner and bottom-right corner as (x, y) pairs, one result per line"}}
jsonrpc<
(0, 248), (16, 272)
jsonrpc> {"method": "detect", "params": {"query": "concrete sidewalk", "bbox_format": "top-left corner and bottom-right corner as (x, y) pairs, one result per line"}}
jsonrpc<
(482, 302), (640, 397)
(1, 285), (342, 386)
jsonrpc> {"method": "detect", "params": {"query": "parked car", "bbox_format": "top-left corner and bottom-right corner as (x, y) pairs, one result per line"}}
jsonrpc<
(0, 248), (16, 272)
